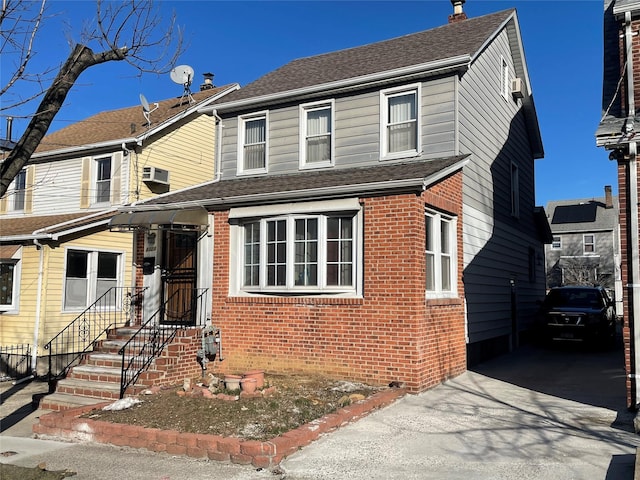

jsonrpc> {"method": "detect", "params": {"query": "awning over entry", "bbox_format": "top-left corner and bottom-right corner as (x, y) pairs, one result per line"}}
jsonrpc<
(109, 207), (209, 231)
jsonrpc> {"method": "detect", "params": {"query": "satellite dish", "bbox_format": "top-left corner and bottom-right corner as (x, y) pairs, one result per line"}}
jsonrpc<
(139, 93), (150, 113)
(170, 64), (195, 105)
(139, 93), (158, 126)
(170, 65), (195, 86)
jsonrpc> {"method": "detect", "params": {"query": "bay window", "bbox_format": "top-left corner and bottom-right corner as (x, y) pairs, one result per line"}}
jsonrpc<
(425, 209), (457, 297)
(240, 213), (356, 293)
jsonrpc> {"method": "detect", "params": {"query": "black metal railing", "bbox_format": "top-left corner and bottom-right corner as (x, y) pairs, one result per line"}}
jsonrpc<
(119, 288), (208, 398)
(43, 287), (146, 388)
(0, 344), (32, 380)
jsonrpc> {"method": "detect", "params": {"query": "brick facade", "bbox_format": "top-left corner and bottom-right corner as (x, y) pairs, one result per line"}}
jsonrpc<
(206, 173), (466, 392)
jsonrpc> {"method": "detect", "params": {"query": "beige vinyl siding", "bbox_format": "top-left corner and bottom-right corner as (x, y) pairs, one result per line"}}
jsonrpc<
(135, 114), (216, 201)
(24, 165), (35, 213)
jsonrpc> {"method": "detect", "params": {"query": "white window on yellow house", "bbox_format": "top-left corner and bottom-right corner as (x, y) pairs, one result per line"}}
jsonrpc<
(0, 246), (21, 312)
(63, 249), (121, 310)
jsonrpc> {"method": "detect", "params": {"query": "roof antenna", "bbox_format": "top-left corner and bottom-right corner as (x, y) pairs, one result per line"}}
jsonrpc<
(139, 93), (158, 126)
(170, 64), (195, 105)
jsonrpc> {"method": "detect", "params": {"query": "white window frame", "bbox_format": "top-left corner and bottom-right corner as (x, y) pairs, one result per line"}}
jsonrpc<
(62, 248), (123, 311)
(12, 169), (26, 211)
(94, 156), (112, 205)
(299, 100), (335, 169)
(551, 236), (562, 249)
(238, 111), (268, 175)
(0, 249), (21, 312)
(510, 161), (520, 218)
(501, 56), (510, 100)
(583, 234), (596, 255)
(380, 83), (421, 160)
(425, 209), (457, 299)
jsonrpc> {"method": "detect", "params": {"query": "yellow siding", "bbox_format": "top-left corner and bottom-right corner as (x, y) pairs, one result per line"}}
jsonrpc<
(132, 114), (216, 201)
(0, 230), (134, 356)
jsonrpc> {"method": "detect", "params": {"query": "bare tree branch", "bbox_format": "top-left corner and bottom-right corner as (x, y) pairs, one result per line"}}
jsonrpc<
(0, 0), (184, 197)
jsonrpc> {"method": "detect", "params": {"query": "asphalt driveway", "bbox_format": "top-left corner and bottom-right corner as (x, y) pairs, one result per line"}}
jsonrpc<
(1, 340), (638, 480)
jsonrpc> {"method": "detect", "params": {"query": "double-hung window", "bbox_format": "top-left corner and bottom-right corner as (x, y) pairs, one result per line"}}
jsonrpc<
(95, 157), (112, 204)
(425, 209), (457, 297)
(0, 247), (21, 311)
(551, 236), (562, 250)
(583, 234), (595, 254)
(13, 170), (26, 211)
(381, 84), (420, 159)
(239, 113), (268, 173)
(241, 213), (355, 293)
(64, 249), (121, 310)
(300, 101), (333, 167)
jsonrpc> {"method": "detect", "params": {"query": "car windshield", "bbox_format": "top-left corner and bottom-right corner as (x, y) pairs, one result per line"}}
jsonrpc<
(545, 289), (604, 309)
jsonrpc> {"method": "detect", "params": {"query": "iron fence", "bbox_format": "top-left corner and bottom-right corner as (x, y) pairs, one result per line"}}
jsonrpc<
(0, 344), (32, 380)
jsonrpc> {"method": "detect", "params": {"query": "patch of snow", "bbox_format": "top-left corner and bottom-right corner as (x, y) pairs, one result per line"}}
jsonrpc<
(331, 381), (367, 392)
(102, 397), (142, 411)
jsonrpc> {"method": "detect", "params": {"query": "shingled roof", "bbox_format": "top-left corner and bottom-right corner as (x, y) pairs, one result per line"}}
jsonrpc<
(0, 210), (116, 240)
(34, 84), (238, 155)
(218, 9), (514, 104)
(135, 155), (469, 210)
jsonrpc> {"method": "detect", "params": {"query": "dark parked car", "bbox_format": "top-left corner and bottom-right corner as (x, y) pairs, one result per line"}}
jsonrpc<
(537, 286), (616, 345)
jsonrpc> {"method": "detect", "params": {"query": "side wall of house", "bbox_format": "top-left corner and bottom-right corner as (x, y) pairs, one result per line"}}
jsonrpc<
(207, 174), (466, 392)
(458, 28), (546, 363)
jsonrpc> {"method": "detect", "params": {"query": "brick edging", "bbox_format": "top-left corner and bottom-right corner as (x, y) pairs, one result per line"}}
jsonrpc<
(33, 388), (407, 468)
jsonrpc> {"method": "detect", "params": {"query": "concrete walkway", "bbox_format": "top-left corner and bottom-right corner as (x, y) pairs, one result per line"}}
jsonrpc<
(1, 342), (638, 479)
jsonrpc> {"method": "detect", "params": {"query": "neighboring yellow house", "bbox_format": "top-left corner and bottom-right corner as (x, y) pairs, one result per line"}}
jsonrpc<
(0, 79), (239, 376)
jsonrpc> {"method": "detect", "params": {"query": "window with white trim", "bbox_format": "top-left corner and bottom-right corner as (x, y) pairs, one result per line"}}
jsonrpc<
(240, 213), (356, 293)
(551, 236), (562, 249)
(63, 249), (121, 310)
(300, 101), (333, 167)
(0, 254), (20, 311)
(95, 156), (112, 204)
(380, 84), (420, 159)
(13, 170), (26, 211)
(510, 162), (520, 218)
(583, 234), (595, 254)
(425, 209), (457, 297)
(501, 56), (509, 99)
(239, 113), (268, 173)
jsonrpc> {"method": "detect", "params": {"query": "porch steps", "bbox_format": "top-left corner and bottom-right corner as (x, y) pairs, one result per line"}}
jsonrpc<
(39, 327), (164, 412)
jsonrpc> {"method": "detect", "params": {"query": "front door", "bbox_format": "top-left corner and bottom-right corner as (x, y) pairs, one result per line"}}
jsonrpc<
(161, 231), (198, 325)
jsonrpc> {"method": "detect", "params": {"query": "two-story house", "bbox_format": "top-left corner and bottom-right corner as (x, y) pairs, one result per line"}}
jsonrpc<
(544, 186), (622, 312)
(597, 0), (640, 410)
(110, 4), (550, 392)
(0, 79), (239, 376)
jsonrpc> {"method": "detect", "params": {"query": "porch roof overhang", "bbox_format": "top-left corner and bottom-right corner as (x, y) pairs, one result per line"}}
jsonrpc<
(109, 207), (208, 231)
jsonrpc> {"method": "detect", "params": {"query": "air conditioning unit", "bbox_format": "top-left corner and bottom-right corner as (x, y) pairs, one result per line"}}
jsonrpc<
(142, 166), (170, 185)
(511, 77), (525, 99)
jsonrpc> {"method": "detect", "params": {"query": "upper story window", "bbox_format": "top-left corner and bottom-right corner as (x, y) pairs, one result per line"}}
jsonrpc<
(63, 249), (121, 310)
(425, 209), (457, 298)
(501, 56), (510, 100)
(239, 112), (268, 174)
(380, 84), (421, 160)
(13, 169), (26, 211)
(583, 234), (595, 254)
(551, 236), (562, 249)
(300, 100), (334, 168)
(95, 157), (112, 204)
(510, 162), (519, 218)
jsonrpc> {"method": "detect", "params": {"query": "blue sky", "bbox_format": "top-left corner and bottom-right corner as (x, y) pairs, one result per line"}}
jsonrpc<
(0, 0), (610, 208)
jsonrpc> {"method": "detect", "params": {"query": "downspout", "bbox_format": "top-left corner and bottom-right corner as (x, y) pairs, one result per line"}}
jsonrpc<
(623, 11), (640, 407)
(211, 109), (223, 183)
(31, 238), (45, 375)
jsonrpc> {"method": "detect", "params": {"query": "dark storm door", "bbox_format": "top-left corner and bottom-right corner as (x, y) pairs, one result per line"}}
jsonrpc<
(161, 231), (198, 326)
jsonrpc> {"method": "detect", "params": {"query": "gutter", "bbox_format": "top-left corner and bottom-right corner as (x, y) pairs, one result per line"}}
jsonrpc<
(199, 56), (471, 113)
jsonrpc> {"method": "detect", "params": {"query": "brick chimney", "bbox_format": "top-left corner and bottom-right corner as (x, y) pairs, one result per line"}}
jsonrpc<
(605, 185), (613, 208)
(200, 72), (215, 91)
(449, 0), (467, 23)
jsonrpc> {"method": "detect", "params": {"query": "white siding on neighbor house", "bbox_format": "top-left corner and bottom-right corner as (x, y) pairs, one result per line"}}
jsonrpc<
(458, 28), (545, 344)
(219, 76), (457, 178)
